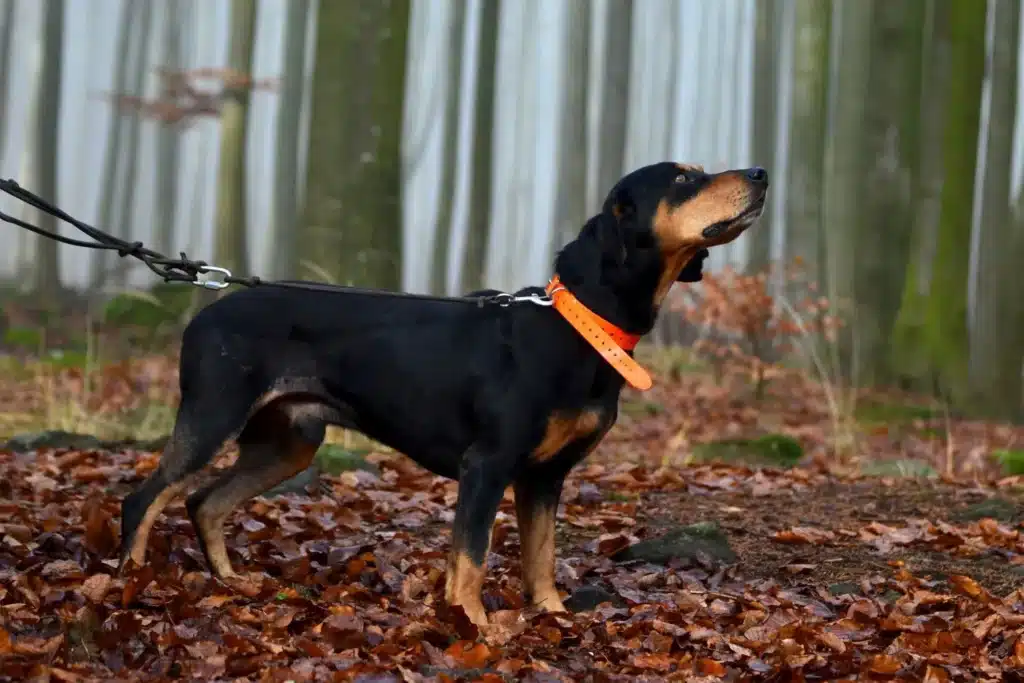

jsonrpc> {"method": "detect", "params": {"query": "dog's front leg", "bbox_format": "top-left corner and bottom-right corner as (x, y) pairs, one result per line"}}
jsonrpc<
(513, 469), (568, 614)
(444, 445), (512, 626)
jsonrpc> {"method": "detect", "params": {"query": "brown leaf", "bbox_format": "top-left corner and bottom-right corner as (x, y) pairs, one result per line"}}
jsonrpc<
(697, 658), (727, 676)
(12, 633), (64, 656)
(79, 573), (112, 604)
(947, 574), (993, 604)
(82, 498), (117, 556)
(817, 630), (846, 653)
(631, 652), (674, 672)
(41, 559), (85, 581)
(867, 654), (902, 674)
(445, 641), (493, 669)
(121, 564), (155, 606)
(773, 526), (836, 545)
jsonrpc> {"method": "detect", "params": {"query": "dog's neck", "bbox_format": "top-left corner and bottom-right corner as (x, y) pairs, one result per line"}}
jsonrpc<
(552, 243), (665, 338)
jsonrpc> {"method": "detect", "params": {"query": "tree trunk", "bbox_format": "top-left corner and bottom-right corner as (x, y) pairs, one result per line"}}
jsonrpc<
(595, 0), (632, 199)
(784, 0), (831, 292)
(0, 0), (15, 166)
(301, 0), (410, 289)
(89, 0), (140, 289)
(892, 0), (952, 389)
(429, 2), (467, 295)
(113, 0), (154, 288)
(270, 0), (311, 280)
(823, 0), (873, 379)
(747, 0), (781, 274)
(970, 0), (1021, 418)
(922, 0), (985, 405)
(552, 0), (592, 253)
(213, 0), (257, 278)
(32, 0), (66, 303)
(153, 0), (185, 255)
(459, 0), (501, 293)
(848, 0), (927, 385)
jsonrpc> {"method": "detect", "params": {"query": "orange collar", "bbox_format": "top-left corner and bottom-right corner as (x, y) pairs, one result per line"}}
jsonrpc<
(544, 276), (652, 391)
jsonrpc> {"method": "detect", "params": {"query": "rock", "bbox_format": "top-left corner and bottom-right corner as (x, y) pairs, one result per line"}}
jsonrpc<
(827, 582), (861, 597)
(861, 459), (938, 479)
(953, 497), (1021, 523)
(612, 521), (737, 568)
(691, 434), (804, 469)
(2, 430), (104, 452)
(565, 585), (624, 612)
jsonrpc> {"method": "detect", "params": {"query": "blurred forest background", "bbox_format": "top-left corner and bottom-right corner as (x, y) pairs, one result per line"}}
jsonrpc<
(0, 0), (1023, 424)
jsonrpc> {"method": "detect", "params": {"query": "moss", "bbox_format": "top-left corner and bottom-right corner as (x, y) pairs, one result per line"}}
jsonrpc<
(861, 459), (938, 479)
(992, 449), (1024, 476)
(691, 433), (804, 468)
(315, 444), (378, 476)
(854, 399), (940, 425)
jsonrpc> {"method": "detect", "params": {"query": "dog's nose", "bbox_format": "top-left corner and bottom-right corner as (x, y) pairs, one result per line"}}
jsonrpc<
(746, 167), (769, 184)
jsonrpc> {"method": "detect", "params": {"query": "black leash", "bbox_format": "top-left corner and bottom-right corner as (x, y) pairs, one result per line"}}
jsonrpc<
(0, 178), (552, 308)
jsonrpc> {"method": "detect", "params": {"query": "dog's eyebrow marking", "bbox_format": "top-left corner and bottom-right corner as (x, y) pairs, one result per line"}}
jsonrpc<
(676, 163), (705, 173)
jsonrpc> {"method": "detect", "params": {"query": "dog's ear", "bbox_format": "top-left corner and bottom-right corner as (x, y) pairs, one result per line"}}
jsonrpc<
(676, 248), (709, 282)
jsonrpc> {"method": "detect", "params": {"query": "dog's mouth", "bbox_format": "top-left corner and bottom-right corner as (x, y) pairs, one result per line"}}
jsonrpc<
(701, 195), (767, 241)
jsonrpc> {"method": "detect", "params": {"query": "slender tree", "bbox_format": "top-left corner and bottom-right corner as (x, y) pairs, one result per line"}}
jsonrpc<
(460, 0), (501, 293)
(32, 0), (66, 302)
(823, 0), (873, 379)
(111, 0), (154, 288)
(301, 0), (411, 288)
(849, 0), (927, 384)
(89, 0), (138, 288)
(922, 0), (985, 405)
(430, 2), (468, 295)
(213, 0), (257, 277)
(970, 0), (1021, 418)
(892, 0), (952, 389)
(153, 0), (186, 255)
(784, 0), (831, 292)
(595, 0), (632, 200)
(270, 0), (311, 280)
(747, 0), (781, 274)
(0, 0), (15, 166)
(552, 0), (592, 252)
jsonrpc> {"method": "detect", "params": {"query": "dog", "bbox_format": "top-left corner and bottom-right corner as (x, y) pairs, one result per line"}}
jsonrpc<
(119, 161), (769, 626)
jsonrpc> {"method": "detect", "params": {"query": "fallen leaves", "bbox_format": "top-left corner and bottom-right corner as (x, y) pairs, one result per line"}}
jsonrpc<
(0, 436), (1022, 680)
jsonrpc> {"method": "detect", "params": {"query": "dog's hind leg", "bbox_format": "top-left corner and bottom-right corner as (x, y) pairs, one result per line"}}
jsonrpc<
(119, 400), (243, 573)
(185, 400), (325, 579)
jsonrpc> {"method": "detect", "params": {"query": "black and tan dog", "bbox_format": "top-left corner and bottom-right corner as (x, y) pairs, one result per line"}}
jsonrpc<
(119, 161), (768, 625)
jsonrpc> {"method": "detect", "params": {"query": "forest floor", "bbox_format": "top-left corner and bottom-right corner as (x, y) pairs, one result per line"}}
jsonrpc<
(0, 347), (1022, 681)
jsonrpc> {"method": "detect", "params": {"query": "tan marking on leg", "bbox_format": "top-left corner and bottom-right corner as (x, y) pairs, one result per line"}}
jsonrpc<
(128, 476), (196, 566)
(192, 440), (317, 579)
(444, 550), (489, 626)
(514, 490), (565, 612)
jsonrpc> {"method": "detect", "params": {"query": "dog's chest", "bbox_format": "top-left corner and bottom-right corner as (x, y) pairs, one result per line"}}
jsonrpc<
(531, 407), (613, 464)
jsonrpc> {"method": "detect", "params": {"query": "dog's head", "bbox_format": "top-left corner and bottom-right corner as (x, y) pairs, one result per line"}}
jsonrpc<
(599, 162), (767, 287)
(554, 162), (768, 330)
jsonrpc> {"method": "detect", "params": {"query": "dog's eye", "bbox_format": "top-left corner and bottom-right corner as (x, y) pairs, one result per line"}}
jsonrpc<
(674, 173), (696, 184)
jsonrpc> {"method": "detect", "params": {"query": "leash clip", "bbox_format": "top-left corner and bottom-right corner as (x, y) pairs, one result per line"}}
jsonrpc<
(490, 292), (554, 307)
(194, 265), (233, 290)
